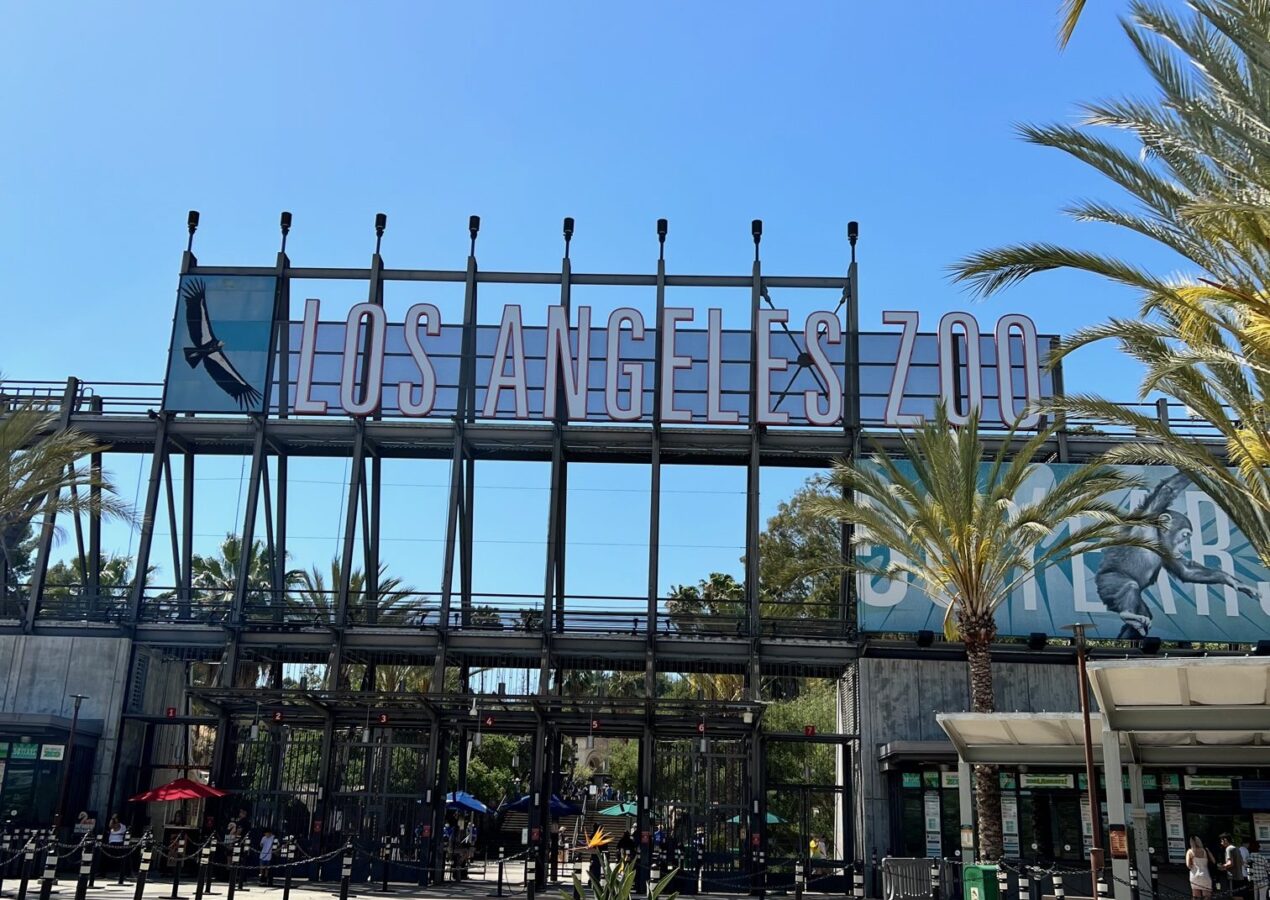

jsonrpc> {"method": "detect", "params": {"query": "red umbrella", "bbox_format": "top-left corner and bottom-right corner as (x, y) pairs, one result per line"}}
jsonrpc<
(129, 778), (227, 803)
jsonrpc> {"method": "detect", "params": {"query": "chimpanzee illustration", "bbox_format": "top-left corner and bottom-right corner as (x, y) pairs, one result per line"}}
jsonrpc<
(1094, 472), (1256, 638)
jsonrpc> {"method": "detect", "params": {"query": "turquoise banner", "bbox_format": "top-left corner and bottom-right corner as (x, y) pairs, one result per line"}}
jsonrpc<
(856, 464), (1270, 641)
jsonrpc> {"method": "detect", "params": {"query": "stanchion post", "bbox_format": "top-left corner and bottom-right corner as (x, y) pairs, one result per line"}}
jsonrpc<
(17, 839), (37, 900)
(1096, 872), (1110, 900)
(928, 859), (940, 900)
(88, 837), (99, 889)
(1017, 868), (1031, 900)
(997, 866), (1010, 900)
(73, 839), (93, 900)
(195, 843), (210, 900)
(796, 861), (806, 900)
(1129, 865), (1139, 900)
(116, 837), (130, 886)
(853, 862), (865, 900)
(1053, 872), (1066, 900)
(872, 850), (881, 900)
(497, 846), (505, 897)
(225, 845), (239, 900)
(170, 833), (188, 900)
(526, 857), (536, 900)
(338, 845), (352, 900)
(281, 838), (294, 900)
(37, 844), (57, 900)
(133, 839), (154, 900)
(1150, 864), (1158, 900)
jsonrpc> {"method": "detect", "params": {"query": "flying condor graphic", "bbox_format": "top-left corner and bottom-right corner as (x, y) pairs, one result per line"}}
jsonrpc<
(181, 278), (263, 409)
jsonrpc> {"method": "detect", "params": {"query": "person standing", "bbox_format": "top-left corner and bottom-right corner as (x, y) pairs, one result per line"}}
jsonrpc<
(1187, 836), (1216, 899)
(1246, 840), (1266, 900)
(258, 828), (276, 885)
(1221, 834), (1251, 900)
(106, 816), (126, 877)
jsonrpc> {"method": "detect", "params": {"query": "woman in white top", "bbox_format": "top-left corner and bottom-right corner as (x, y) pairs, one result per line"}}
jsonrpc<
(1188, 836), (1216, 898)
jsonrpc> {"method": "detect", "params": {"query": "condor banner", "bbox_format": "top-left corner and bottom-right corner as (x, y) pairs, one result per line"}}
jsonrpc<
(161, 274), (1055, 427)
(162, 275), (278, 414)
(857, 464), (1270, 643)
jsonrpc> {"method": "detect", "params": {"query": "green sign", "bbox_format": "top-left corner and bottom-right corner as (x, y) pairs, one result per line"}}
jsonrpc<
(10, 743), (38, 760)
(1020, 773), (1073, 789)
(902, 773), (921, 789)
(1000, 772), (1017, 790)
(1143, 775), (1159, 790)
(922, 771), (940, 789)
(0, 742), (8, 759)
(39, 745), (64, 762)
(1162, 773), (1180, 790)
(942, 772), (959, 789)
(1184, 775), (1233, 790)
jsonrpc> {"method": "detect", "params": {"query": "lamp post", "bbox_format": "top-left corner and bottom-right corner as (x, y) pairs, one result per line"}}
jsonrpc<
(1062, 624), (1104, 894)
(52, 693), (87, 834)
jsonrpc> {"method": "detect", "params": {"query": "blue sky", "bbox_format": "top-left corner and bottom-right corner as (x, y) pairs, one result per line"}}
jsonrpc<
(0, 3), (1178, 598)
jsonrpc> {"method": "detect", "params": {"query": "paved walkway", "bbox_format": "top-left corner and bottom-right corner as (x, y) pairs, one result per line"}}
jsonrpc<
(0, 882), (789, 900)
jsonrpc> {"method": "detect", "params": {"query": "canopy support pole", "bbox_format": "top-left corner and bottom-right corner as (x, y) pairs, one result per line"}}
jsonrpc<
(1101, 727), (1132, 900)
(1127, 764), (1152, 900)
(957, 757), (974, 863)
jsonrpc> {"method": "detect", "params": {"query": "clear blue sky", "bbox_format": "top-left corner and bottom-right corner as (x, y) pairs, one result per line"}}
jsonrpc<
(0, 3), (1176, 599)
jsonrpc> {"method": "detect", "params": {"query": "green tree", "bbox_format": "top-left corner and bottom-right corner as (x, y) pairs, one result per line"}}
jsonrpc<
(291, 557), (417, 626)
(757, 478), (842, 622)
(44, 553), (152, 615)
(191, 534), (298, 617)
(953, 0), (1270, 566)
(0, 402), (131, 613)
(809, 404), (1152, 860)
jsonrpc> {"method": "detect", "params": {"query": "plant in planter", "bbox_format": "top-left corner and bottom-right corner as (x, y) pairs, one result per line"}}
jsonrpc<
(564, 829), (678, 900)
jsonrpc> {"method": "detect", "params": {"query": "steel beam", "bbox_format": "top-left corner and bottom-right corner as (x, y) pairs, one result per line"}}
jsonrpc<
(326, 421), (367, 688)
(23, 378), (80, 631)
(180, 453), (194, 619)
(433, 239), (479, 691)
(126, 413), (171, 626)
(220, 416), (269, 687)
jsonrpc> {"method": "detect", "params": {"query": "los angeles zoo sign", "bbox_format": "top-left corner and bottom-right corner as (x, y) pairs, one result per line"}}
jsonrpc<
(163, 274), (1052, 426)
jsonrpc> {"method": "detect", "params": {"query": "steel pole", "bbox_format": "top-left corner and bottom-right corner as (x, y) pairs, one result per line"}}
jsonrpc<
(1074, 625), (1105, 893)
(52, 695), (86, 833)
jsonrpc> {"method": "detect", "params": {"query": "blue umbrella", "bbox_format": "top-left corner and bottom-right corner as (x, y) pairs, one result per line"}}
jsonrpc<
(447, 791), (491, 815)
(499, 794), (583, 818)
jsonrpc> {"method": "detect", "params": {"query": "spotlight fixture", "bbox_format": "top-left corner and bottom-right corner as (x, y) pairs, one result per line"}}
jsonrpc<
(1140, 636), (1162, 655)
(915, 629), (935, 648)
(1027, 632), (1048, 652)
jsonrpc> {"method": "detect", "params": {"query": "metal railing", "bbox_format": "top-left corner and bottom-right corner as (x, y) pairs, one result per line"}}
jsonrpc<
(0, 377), (1236, 438)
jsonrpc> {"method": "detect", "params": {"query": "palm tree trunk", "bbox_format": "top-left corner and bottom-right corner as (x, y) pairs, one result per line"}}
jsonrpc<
(961, 608), (1004, 861)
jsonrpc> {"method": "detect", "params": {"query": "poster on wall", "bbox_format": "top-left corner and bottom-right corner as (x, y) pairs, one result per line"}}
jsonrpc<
(1254, 814), (1270, 843)
(1001, 795), (1020, 857)
(858, 465), (1270, 642)
(1163, 796), (1186, 863)
(924, 792), (942, 858)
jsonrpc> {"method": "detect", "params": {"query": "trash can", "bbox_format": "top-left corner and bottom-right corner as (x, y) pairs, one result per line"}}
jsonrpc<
(963, 865), (999, 900)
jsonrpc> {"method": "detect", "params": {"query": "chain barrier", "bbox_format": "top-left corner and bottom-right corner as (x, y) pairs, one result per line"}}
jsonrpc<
(991, 857), (1269, 900)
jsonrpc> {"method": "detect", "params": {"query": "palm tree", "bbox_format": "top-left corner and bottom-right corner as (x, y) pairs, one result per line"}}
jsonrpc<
(809, 404), (1152, 859)
(291, 557), (419, 626)
(0, 402), (131, 614)
(191, 534), (298, 620)
(952, 0), (1270, 564)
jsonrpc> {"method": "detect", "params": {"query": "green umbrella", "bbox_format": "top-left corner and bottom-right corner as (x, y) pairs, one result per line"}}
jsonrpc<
(597, 801), (639, 816)
(727, 812), (785, 824)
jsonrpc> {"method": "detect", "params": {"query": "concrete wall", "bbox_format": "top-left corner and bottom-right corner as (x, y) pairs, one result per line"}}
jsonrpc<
(854, 656), (1080, 857)
(0, 634), (132, 816)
